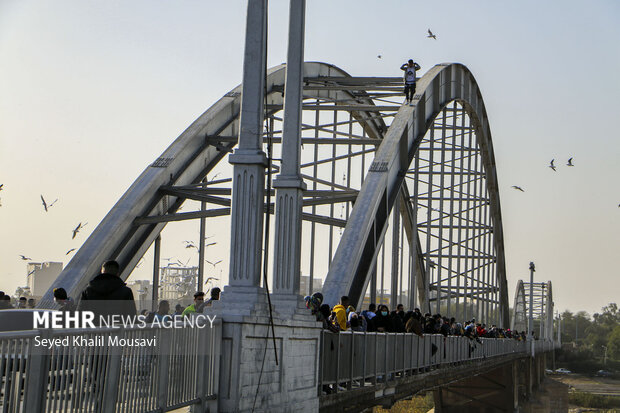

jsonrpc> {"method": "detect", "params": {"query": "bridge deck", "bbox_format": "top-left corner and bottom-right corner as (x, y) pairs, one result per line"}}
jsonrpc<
(318, 331), (556, 412)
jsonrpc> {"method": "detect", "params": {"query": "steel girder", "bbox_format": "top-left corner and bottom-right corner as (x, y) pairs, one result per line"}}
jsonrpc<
(321, 63), (510, 328)
(38, 62), (388, 307)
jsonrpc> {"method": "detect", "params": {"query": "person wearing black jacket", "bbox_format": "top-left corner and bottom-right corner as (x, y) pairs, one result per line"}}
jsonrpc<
(77, 260), (136, 323)
(373, 305), (395, 332)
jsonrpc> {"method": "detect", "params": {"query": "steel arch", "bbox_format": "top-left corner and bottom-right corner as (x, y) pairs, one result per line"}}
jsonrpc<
(521, 280), (554, 339)
(39, 62), (510, 329)
(39, 62), (389, 307)
(321, 63), (510, 327)
(512, 280), (527, 333)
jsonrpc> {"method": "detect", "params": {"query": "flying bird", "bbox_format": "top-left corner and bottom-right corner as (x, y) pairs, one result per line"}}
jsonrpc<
(65, 248), (76, 255)
(377, 54), (382, 59)
(511, 186), (525, 192)
(206, 260), (223, 268)
(567, 158), (574, 166)
(19, 255), (31, 260)
(548, 159), (556, 171)
(71, 222), (83, 239)
(427, 29), (437, 40)
(41, 195), (58, 212)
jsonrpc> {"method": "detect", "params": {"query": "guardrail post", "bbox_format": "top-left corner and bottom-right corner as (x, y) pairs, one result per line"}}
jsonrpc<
(335, 332), (341, 393)
(194, 322), (210, 412)
(362, 331), (367, 385)
(102, 333), (123, 413)
(349, 332), (354, 390)
(24, 329), (51, 413)
(209, 318), (222, 410)
(157, 328), (171, 410)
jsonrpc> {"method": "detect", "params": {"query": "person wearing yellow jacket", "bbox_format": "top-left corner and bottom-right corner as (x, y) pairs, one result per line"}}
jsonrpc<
(332, 296), (350, 331)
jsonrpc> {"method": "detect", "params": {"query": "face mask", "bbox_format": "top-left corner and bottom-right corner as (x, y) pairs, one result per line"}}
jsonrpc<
(381, 311), (388, 317)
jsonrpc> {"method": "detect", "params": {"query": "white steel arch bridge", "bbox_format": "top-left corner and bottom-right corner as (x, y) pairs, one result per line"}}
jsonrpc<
(40, 61), (514, 328)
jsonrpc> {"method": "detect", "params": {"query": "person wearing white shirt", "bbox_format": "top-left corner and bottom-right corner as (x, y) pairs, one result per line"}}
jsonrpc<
(400, 59), (421, 105)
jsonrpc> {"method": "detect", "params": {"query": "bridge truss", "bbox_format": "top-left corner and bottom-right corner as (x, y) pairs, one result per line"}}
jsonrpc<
(41, 62), (509, 327)
(512, 280), (554, 339)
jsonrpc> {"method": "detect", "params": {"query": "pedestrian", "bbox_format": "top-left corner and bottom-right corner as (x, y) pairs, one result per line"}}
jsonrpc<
(182, 292), (205, 316)
(53, 287), (75, 312)
(0, 291), (10, 309)
(76, 260), (136, 323)
(173, 304), (183, 317)
(153, 300), (172, 323)
(204, 287), (221, 307)
(400, 59), (421, 105)
(332, 296), (349, 331)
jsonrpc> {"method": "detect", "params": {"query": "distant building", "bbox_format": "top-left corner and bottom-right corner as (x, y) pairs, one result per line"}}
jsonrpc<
(299, 275), (323, 296)
(127, 280), (152, 312)
(27, 262), (63, 299)
(361, 294), (390, 309)
(159, 265), (199, 305)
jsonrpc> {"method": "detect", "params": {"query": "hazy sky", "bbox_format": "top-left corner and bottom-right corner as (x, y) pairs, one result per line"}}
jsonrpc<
(1, 1), (619, 315)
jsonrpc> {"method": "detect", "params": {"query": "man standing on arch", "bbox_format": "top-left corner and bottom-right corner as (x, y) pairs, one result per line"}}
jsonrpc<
(400, 59), (421, 105)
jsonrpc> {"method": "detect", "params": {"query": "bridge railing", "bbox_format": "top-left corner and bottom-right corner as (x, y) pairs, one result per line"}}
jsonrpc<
(319, 331), (530, 394)
(0, 318), (221, 413)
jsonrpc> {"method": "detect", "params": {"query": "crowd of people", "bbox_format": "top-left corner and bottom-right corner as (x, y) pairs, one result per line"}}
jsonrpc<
(0, 291), (36, 309)
(305, 292), (531, 341)
(0, 260), (221, 324)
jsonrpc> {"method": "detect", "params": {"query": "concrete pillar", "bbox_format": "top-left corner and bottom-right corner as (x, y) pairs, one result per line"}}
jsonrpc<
(215, 301), (322, 412)
(226, 0), (269, 299)
(272, 0), (307, 311)
(433, 364), (516, 412)
(525, 357), (533, 399)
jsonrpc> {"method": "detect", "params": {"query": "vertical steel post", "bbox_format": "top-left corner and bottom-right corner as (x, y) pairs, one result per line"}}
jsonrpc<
(370, 263), (377, 306)
(309, 99), (320, 296)
(152, 235), (161, 311)
(198, 198), (206, 292)
(528, 262), (535, 355)
(391, 201), (400, 310)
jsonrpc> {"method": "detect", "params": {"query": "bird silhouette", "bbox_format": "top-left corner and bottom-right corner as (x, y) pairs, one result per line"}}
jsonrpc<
(65, 248), (76, 255)
(427, 29), (437, 40)
(206, 260), (223, 268)
(41, 195), (48, 212)
(548, 159), (556, 171)
(19, 254), (31, 260)
(71, 222), (82, 239)
(567, 158), (574, 166)
(512, 186), (525, 192)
